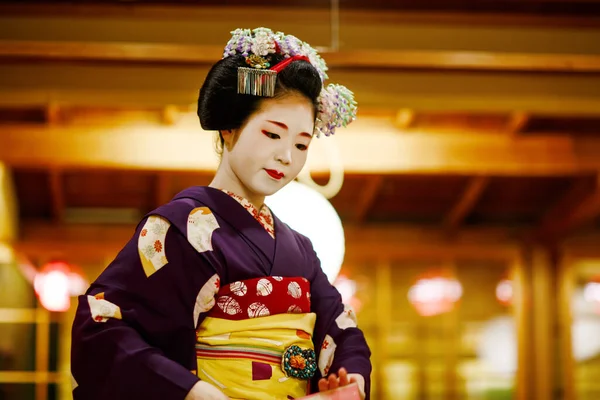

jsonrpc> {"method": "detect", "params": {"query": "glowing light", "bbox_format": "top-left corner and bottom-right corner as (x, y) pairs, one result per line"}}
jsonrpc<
(34, 261), (87, 312)
(477, 316), (517, 375)
(35, 268), (70, 312)
(584, 282), (600, 305)
(267, 181), (344, 283)
(496, 279), (513, 306)
(408, 275), (463, 317)
(334, 274), (362, 313)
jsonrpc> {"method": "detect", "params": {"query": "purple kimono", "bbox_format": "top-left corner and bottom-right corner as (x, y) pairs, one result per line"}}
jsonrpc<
(71, 186), (371, 399)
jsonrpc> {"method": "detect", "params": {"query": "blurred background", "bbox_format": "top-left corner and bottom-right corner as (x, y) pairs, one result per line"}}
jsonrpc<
(1, 0), (600, 399)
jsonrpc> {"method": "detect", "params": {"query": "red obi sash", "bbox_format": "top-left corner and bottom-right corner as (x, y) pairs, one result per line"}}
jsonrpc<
(208, 276), (311, 320)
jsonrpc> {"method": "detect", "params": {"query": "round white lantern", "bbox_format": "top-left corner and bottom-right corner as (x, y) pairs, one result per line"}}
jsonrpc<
(266, 180), (345, 283)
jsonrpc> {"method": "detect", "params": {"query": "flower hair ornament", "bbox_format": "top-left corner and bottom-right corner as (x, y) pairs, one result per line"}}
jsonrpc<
(223, 27), (357, 137)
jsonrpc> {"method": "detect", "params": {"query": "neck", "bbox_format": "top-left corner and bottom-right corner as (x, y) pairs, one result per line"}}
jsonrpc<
(209, 165), (265, 210)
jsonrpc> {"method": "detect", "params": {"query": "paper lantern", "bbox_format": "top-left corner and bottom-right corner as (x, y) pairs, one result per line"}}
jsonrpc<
(266, 181), (345, 283)
(496, 279), (513, 306)
(34, 261), (87, 312)
(583, 279), (600, 313)
(408, 272), (463, 317)
(477, 316), (517, 375)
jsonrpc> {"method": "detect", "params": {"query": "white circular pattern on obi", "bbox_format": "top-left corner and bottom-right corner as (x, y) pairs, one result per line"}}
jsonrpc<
(287, 305), (303, 314)
(217, 296), (242, 315)
(230, 281), (247, 297)
(256, 278), (273, 296)
(272, 276), (283, 281)
(287, 282), (302, 299)
(248, 302), (270, 318)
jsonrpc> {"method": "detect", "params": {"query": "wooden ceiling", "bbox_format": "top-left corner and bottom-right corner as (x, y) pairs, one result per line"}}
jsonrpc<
(1, 0), (600, 247)
(7, 0), (600, 16)
(5, 106), (600, 241)
(9, 166), (600, 230)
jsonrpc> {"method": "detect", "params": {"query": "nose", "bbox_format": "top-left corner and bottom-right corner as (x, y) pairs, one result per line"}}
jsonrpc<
(276, 145), (292, 166)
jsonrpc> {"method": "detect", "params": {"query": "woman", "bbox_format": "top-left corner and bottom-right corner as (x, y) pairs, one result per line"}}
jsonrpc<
(71, 28), (371, 400)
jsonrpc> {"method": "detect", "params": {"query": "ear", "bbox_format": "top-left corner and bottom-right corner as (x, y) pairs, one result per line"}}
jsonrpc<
(220, 129), (235, 151)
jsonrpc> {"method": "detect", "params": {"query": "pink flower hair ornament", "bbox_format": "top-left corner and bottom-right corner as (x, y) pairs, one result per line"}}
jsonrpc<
(223, 27), (357, 137)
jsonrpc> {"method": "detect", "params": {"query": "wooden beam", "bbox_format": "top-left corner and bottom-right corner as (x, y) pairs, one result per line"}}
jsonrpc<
(0, 41), (220, 65)
(15, 222), (520, 267)
(354, 175), (384, 223)
(538, 174), (600, 239)
(326, 50), (600, 73)
(48, 169), (65, 223)
(1, 4), (599, 28)
(2, 117), (600, 176)
(2, 40), (600, 73)
(443, 176), (490, 232)
(4, 87), (600, 116)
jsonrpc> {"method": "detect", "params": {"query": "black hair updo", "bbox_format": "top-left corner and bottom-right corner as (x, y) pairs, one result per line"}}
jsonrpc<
(197, 54), (322, 135)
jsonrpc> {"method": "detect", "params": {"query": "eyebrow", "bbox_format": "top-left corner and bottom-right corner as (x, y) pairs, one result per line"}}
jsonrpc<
(266, 120), (312, 138)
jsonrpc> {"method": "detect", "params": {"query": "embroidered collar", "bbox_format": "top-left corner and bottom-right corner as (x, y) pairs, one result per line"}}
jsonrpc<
(221, 190), (275, 239)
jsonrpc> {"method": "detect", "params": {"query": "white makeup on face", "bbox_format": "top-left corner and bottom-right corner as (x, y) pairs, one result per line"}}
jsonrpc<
(216, 94), (315, 207)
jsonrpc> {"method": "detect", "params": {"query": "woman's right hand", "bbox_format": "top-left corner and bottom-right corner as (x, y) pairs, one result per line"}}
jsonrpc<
(185, 381), (230, 400)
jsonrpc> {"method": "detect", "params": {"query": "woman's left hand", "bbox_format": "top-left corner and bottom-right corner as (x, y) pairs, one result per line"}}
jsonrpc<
(318, 367), (365, 399)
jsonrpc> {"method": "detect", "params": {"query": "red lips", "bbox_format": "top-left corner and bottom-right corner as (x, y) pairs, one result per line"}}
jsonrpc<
(264, 169), (284, 180)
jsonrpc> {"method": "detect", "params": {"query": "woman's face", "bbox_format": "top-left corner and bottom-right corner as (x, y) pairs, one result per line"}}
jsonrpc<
(222, 94), (314, 199)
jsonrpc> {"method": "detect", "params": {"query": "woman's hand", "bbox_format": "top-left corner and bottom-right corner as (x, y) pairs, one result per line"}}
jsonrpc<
(185, 381), (230, 400)
(318, 367), (366, 399)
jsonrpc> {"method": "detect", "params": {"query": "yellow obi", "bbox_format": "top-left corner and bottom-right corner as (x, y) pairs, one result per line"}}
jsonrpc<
(196, 312), (317, 400)
(196, 276), (317, 400)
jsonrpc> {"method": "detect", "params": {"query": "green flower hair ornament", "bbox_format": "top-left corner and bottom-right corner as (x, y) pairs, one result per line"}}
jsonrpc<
(222, 27), (357, 137)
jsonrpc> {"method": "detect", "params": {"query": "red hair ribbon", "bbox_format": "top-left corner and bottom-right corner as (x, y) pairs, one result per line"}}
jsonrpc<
(270, 55), (310, 73)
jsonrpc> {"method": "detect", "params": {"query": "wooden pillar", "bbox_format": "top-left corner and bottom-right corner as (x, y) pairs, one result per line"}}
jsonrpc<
(513, 251), (532, 400)
(519, 245), (562, 400)
(556, 251), (576, 400)
(444, 261), (459, 400)
(530, 247), (553, 400)
(0, 162), (18, 259)
(35, 306), (50, 400)
(58, 305), (77, 400)
(375, 261), (392, 400)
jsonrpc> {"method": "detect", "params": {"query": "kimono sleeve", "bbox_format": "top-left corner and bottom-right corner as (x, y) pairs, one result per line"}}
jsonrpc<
(304, 237), (372, 399)
(71, 214), (222, 400)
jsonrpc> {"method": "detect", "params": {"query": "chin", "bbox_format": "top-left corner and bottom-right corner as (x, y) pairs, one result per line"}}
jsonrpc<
(251, 180), (288, 197)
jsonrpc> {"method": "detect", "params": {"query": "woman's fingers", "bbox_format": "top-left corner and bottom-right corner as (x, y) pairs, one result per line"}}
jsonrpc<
(328, 373), (339, 389)
(318, 378), (329, 392)
(319, 368), (354, 393)
(338, 368), (349, 386)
